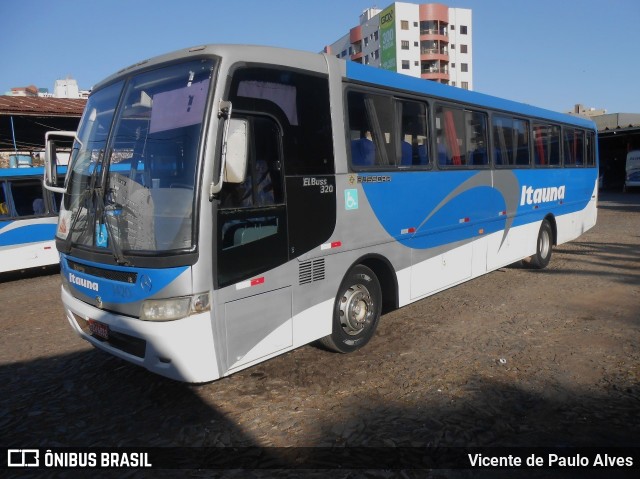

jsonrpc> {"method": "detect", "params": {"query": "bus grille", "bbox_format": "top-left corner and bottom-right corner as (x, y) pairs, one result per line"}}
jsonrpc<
(67, 259), (138, 284)
(299, 259), (325, 285)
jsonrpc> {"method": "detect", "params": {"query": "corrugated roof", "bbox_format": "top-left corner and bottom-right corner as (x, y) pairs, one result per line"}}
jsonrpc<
(0, 95), (86, 116)
(594, 113), (640, 132)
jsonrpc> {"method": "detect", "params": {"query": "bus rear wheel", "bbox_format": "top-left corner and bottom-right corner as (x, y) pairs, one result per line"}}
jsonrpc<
(320, 265), (381, 353)
(529, 220), (553, 269)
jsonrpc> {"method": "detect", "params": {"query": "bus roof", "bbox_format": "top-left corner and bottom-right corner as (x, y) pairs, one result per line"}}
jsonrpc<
(92, 44), (594, 131)
(93, 44), (329, 92)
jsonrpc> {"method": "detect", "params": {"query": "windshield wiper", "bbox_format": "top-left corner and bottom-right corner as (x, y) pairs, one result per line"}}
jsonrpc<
(96, 186), (130, 266)
(61, 151), (130, 265)
(60, 187), (91, 253)
(62, 152), (103, 252)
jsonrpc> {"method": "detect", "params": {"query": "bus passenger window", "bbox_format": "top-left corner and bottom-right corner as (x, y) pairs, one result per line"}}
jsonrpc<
(468, 111), (488, 166)
(9, 181), (46, 217)
(399, 100), (429, 167)
(0, 182), (8, 216)
(533, 123), (561, 166)
(347, 91), (395, 168)
(492, 115), (530, 167)
(436, 106), (463, 166)
(563, 128), (585, 167)
(435, 105), (487, 167)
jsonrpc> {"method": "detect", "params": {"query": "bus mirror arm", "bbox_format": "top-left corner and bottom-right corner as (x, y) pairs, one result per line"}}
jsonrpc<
(210, 100), (233, 197)
(44, 130), (76, 194)
(210, 101), (249, 198)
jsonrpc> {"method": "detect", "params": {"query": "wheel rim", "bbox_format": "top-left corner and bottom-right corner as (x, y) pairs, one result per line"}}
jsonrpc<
(539, 229), (551, 259)
(339, 284), (374, 336)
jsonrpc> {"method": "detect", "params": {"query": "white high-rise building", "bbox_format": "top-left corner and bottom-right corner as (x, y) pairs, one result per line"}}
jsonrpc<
(325, 2), (473, 89)
(54, 77), (80, 98)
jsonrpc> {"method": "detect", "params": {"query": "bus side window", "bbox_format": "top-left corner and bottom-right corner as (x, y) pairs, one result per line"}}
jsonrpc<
(7, 180), (47, 217)
(493, 115), (530, 167)
(0, 182), (9, 217)
(563, 127), (585, 167)
(436, 105), (488, 167)
(398, 99), (429, 167)
(347, 91), (395, 168)
(533, 123), (561, 167)
(467, 110), (488, 166)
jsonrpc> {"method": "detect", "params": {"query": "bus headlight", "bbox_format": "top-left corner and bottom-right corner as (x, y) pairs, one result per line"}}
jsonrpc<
(140, 292), (211, 322)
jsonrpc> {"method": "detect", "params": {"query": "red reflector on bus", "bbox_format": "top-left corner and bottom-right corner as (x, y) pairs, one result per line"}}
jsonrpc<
(321, 241), (342, 250)
(236, 277), (265, 290)
(459, 217), (470, 223)
(401, 227), (416, 235)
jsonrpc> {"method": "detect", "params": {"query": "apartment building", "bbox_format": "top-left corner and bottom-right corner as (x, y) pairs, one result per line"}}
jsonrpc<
(325, 2), (473, 89)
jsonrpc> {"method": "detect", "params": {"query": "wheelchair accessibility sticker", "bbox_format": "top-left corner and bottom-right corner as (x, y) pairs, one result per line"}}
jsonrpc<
(345, 189), (359, 210)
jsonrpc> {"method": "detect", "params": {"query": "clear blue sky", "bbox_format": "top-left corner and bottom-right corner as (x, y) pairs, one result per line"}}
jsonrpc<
(1, 0), (639, 114)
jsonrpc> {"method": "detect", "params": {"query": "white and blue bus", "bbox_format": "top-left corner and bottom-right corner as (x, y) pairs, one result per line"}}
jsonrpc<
(44, 45), (598, 383)
(1, 166), (64, 273)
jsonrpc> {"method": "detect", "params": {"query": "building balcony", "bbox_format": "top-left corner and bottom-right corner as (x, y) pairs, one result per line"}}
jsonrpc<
(351, 51), (364, 62)
(421, 50), (449, 62)
(419, 32), (449, 44)
(420, 28), (447, 36)
(421, 71), (450, 82)
(421, 60), (449, 82)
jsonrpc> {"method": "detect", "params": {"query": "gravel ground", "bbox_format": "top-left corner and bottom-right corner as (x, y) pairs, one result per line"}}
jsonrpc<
(1, 191), (638, 478)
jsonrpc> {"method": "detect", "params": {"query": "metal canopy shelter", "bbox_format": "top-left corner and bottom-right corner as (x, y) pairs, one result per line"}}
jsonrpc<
(0, 96), (85, 152)
(594, 113), (640, 190)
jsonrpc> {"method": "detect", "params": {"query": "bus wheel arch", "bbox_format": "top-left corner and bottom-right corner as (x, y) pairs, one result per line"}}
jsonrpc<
(359, 254), (398, 314)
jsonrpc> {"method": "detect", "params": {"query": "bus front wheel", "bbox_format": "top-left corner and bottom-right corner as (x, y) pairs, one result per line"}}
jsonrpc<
(320, 265), (381, 354)
(529, 220), (553, 269)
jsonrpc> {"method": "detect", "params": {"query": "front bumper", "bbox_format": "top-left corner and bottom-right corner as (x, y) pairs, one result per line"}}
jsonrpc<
(62, 286), (220, 383)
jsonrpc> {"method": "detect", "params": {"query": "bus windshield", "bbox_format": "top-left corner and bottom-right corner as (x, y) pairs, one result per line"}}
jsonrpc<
(58, 59), (214, 260)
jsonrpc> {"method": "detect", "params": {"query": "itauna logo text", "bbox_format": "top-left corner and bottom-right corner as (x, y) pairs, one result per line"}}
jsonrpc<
(520, 184), (566, 206)
(69, 272), (99, 292)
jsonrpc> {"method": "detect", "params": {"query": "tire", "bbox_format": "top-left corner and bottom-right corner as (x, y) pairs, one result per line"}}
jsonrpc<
(319, 265), (382, 353)
(529, 220), (553, 269)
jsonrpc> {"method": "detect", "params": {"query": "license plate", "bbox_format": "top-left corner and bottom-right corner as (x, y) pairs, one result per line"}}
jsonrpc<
(88, 319), (109, 340)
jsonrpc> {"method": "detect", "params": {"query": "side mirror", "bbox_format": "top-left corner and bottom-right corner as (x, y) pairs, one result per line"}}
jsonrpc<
(210, 100), (250, 197)
(224, 118), (248, 184)
(44, 131), (76, 193)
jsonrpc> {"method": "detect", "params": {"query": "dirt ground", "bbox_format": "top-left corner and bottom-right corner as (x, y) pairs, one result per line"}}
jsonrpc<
(1, 191), (639, 477)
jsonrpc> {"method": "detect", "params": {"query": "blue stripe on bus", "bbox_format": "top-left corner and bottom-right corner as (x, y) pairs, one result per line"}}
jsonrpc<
(60, 254), (189, 303)
(0, 166), (67, 178)
(359, 168), (597, 250)
(0, 222), (57, 246)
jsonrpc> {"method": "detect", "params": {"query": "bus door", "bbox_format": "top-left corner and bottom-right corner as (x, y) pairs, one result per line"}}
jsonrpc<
(216, 115), (292, 371)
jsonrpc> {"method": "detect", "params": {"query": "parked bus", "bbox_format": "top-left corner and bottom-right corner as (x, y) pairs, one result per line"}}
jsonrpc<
(1, 166), (64, 273)
(44, 45), (598, 383)
(624, 150), (640, 192)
